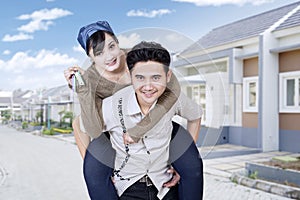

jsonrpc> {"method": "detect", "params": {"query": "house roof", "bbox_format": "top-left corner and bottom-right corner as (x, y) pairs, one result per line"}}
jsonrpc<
(181, 1), (300, 55)
(275, 6), (300, 31)
(0, 97), (11, 104)
(42, 85), (70, 98)
(13, 90), (33, 98)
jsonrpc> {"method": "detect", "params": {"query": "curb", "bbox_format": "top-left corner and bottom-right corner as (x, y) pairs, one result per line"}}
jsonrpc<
(230, 172), (300, 199)
(44, 134), (76, 145)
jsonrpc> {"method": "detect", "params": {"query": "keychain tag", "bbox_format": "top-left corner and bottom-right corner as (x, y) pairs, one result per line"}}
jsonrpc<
(74, 71), (85, 86)
(72, 75), (76, 93)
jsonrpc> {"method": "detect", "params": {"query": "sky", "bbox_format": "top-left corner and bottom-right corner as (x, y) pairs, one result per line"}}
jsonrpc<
(0, 0), (298, 91)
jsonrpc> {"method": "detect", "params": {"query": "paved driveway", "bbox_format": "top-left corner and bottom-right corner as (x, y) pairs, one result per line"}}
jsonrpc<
(0, 125), (89, 200)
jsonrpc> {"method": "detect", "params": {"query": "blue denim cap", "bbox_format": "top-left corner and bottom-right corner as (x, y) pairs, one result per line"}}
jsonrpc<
(77, 21), (114, 54)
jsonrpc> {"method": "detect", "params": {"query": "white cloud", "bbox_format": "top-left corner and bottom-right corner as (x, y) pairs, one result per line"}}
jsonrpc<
(17, 8), (73, 21)
(17, 8), (72, 33)
(2, 8), (73, 42)
(73, 44), (85, 53)
(18, 20), (54, 33)
(0, 60), (4, 70)
(0, 49), (78, 73)
(165, 33), (186, 43)
(127, 9), (174, 18)
(2, 33), (34, 42)
(171, 0), (273, 6)
(12, 71), (65, 90)
(152, 33), (194, 53)
(118, 33), (141, 49)
(3, 50), (11, 55)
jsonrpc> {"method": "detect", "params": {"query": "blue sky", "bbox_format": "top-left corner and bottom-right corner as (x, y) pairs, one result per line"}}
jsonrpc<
(0, 0), (298, 91)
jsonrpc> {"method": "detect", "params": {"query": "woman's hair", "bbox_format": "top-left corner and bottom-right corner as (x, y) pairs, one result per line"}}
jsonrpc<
(86, 31), (118, 56)
(126, 41), (170, 73)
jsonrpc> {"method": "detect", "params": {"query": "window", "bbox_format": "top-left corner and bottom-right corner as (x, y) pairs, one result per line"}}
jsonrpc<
(279, 71), (300, 113)
(243, 76), (258, 112)
(191, 84), (206, 124)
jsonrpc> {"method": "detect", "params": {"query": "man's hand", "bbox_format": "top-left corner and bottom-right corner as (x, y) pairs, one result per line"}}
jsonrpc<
(163, 167), (180, 188)
(122, 132), (135, 145)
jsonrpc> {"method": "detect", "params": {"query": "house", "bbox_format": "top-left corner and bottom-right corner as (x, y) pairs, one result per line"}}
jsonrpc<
(0, 89), (33, 122)
(173, 1), (300, 152)
(21, 85), (74, 125)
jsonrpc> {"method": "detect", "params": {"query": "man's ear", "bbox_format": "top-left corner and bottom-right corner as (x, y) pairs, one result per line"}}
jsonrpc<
(166, 69), (172, 83)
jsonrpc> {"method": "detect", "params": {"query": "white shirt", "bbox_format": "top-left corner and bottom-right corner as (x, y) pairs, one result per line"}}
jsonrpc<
(102, 85), (202, 199)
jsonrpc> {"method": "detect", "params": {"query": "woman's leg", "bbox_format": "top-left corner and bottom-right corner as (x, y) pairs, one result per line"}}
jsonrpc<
(83, 133), (119, 200)
(170, 122), (204, 200)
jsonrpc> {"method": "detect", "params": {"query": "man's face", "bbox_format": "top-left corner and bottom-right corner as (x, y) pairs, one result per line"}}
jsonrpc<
(131, 61), (172, 110)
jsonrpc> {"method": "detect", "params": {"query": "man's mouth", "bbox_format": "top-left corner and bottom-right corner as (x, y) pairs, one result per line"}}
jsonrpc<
(143, 91), (156, 98)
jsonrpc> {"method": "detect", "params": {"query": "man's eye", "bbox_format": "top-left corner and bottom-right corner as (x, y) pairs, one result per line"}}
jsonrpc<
(153, 76), (160, 81)
(136, 76), (144, 80)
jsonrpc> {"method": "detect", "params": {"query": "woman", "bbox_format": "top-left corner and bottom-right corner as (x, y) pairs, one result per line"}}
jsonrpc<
(64, 21), (203, 200)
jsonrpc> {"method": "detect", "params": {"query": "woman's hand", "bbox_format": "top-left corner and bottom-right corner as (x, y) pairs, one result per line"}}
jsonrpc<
(122, 132), (135, 145)
(163, 167), (180, 188)
(64, 66), (85, 86)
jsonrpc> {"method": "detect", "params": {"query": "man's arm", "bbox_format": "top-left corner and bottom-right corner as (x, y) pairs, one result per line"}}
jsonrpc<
(73, 116), (91, 159)
(187, 118), (201, 143)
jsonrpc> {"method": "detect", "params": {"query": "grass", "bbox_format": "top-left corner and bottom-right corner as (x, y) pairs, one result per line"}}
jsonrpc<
(261, 156), (300, 171)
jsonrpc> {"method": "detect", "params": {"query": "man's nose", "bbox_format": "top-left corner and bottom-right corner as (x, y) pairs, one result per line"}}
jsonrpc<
(143, 80), (153, 90)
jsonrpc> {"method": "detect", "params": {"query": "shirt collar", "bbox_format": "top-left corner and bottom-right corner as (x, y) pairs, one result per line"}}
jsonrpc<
(124, 87), (157, 116)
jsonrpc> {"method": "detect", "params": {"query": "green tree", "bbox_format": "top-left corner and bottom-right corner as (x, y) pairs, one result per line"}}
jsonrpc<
(62, 111), (74, 128)
(1, 110), (12, 121)
(58, 110), (65, 127)
(35, 111), (42, 123)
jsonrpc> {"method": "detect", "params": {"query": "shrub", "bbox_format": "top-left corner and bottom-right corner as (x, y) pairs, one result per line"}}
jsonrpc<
(22, 121), (28, 129)
(43, 127), (54, 135)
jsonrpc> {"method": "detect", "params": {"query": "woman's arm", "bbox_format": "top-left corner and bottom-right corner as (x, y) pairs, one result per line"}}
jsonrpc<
(73, 116), (91, 159)
(126, 73), (181, 142)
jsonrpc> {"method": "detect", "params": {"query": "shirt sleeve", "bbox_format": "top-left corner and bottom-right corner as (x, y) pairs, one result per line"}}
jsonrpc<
(175, 92), (203, 121)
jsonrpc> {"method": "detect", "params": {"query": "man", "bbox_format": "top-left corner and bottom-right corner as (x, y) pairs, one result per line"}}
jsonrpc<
(102, 41), (202, 200)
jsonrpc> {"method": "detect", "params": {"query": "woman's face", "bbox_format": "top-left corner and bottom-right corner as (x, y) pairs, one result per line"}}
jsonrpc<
(89, 33), (124, 73)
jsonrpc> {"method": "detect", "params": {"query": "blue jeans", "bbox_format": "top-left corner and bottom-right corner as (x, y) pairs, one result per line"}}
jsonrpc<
(171, 122), (204, 200)
(83, 133), (118, 200)
(83, 122), (203, 200)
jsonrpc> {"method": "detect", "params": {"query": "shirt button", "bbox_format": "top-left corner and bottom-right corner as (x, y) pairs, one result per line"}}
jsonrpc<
(145, 136), (148, 138)
(147, 151), (150, 154)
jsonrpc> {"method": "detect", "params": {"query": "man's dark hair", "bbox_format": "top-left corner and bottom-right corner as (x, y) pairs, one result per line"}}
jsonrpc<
(126, 41), (171, 73)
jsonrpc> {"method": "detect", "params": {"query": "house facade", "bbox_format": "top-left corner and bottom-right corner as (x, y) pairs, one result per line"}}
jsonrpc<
(21, 85), (74, 125)
(0, 90), (33, 122)
(173, 1), (300, 152)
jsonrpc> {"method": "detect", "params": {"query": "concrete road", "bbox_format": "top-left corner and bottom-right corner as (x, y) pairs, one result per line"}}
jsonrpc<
(0, 125), (291, 200)
(0, 125), (89, 200)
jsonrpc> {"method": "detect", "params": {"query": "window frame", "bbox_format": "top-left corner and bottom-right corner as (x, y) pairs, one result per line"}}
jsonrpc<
(279, 71), (300, 113)
(243, 76), (259, 112)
